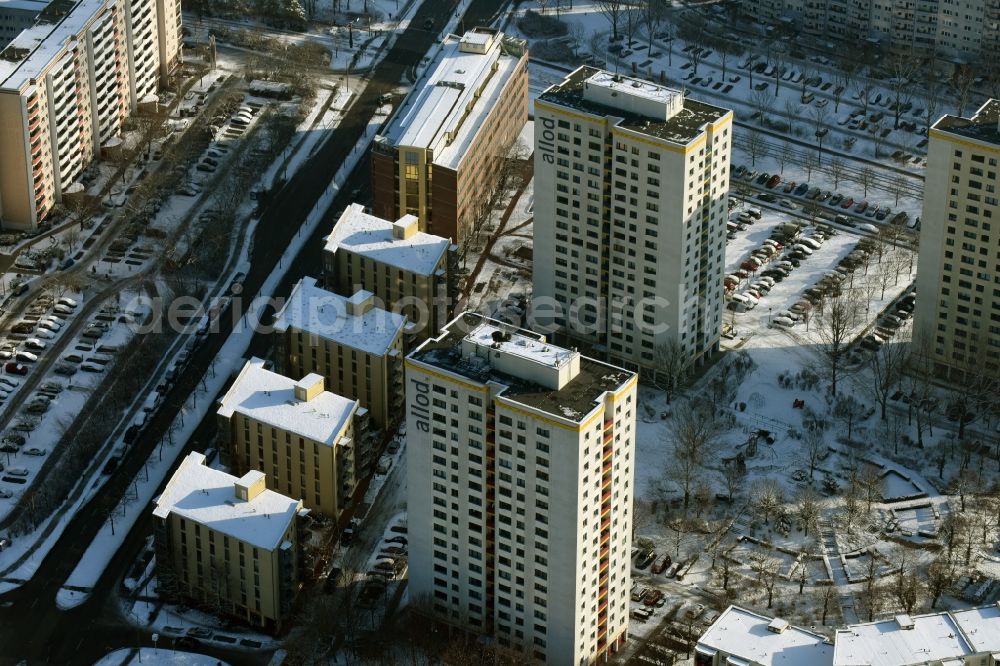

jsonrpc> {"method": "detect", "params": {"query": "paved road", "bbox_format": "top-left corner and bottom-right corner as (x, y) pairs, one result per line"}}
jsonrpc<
(0, 0), (507, 661)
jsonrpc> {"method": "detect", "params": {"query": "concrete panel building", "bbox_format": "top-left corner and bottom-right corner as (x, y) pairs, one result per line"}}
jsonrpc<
(217, 357), (369, 521)
(323, 203), (458, 342)
(0, 0), (182, 230)
(371, 28), (528, 245)
(739, 0), (1000, 60)
(914, 99), (1000, 378)
(272, 276), (408, 472)
(152, 451), (307, 632)
(533, 67), (732, 375)
(405, 313), (637, 663)
(0, 0), (46, 47)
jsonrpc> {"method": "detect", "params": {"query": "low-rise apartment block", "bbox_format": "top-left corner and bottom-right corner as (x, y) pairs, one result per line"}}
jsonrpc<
(152, 451), (307, 632)
(406, 313), (638, 663)
(695, 605), (832, 666)
(323, 203), (458, 342)
(371, 28), (528, 244)
(217, 357), (369, 520)
(914, 99), (1000, 379)
(0, 0), (182, 230)
(273, 276), (408, 469)
(696, 604), (1000, 666)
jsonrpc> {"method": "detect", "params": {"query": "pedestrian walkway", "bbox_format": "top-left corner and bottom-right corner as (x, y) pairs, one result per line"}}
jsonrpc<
(818, 516), (859, 624)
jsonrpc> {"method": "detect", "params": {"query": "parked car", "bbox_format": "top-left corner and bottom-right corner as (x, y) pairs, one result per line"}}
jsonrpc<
(651, 554), (672, 574)
(13, 352), (35, 364)
(22, 447), (45, 456)
(24, 339), (45, 351)
(635, 550), (656, 569)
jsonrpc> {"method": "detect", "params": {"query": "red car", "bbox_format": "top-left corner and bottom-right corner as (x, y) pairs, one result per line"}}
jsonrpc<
(766, 175), (781, 189)
(5, 363), (27, 376)
(840, 197), (855, 209)
(643, 590), (665, 606)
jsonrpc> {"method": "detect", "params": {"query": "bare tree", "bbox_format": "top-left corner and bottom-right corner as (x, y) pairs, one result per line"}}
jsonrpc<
(653, 339), (689, 404)
(888, 50), (919, 129)
(868, 339), (908, 420)
(748, 550), (781, 608)
(857, 553), (883, 621)
(801, 428), (826, 481)
(783, 98), (801, 133)
(856, 166), (876, 198)
(750, 89), (775, 124)
(815, 290), (861, 395)
(833, 393), (866, 441)
(716, 40), (741, 83)
(952, 66), (976, 118)
(751, 478), (784, 526)
(678, 14), (708, 74)
(870, 116), (888, 158)
(797, 487), (821, 538)
(778, 141), (794, 174)
(927, 555), (954, 609)
(597, 0), (627, 41)
(641, 0), (667, 58)
(832, 63), (856, 113)
(665, 400), (726, 513)
(818, 582), (838, 624)
(828, 157), (846, 189)
(745, 129), (766, 166)
(771, 55), (785, 97)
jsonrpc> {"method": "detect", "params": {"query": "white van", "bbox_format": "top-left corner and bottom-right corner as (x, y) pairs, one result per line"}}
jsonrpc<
(857, 223), (878, 234)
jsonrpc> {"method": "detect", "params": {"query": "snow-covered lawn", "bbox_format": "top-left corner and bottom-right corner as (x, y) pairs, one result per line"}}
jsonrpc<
(93, 648), (230, 666)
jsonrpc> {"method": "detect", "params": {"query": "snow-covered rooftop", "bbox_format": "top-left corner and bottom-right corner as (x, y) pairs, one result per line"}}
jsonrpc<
(833, 610), (974, 666)
(538, 66), (731, 146)
(951, 603), (1000, 653)
(324, 203), (453, 274)
(153, 452), (301, 551)
(272, 276), (406, 356)
(410, 313), (635, 424)
(697, 606), (832, 666)
(0, 0), (108, 91)
(217, 357), (358, 446)
(464, 322), (577, 370)
(376, 29), (525, 169)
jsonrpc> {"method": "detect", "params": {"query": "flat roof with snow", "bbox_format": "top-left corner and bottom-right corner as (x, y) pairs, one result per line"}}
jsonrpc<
(152, 452), (300, 551)
(697, 606), (832, 666)
(409, 313), (635, 424)
(217, 357), (358, 446)
(833, 611), (973, 666)
(538, 65), (731, 146)
(0, 0), (108, 91)
(325, 203), (452, 275)
(272, 276), (407, 356)
(377, 29), (524, 170)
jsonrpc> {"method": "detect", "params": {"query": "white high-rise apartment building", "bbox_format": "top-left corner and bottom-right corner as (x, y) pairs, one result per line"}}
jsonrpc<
(533, 67), (732, 374)
(405, 313), (638, 664)
(914, 99), (1000, 378)
(0, 0), (182, 230)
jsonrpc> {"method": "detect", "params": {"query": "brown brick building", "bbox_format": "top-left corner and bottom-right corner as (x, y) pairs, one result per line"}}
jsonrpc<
(371, 28), (528, 245)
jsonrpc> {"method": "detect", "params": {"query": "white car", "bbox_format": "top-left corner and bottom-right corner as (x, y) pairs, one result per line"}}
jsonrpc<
(53, 305), (73, 316)
(38, 320), (60, 332)
(24, 339), (46, 350)
(33, 330), (54, 340)
(772, 316), (795, 328)
(57, 297), (78, 308)
(15, 351), (37, 363)
(857, 223), (878, 233)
